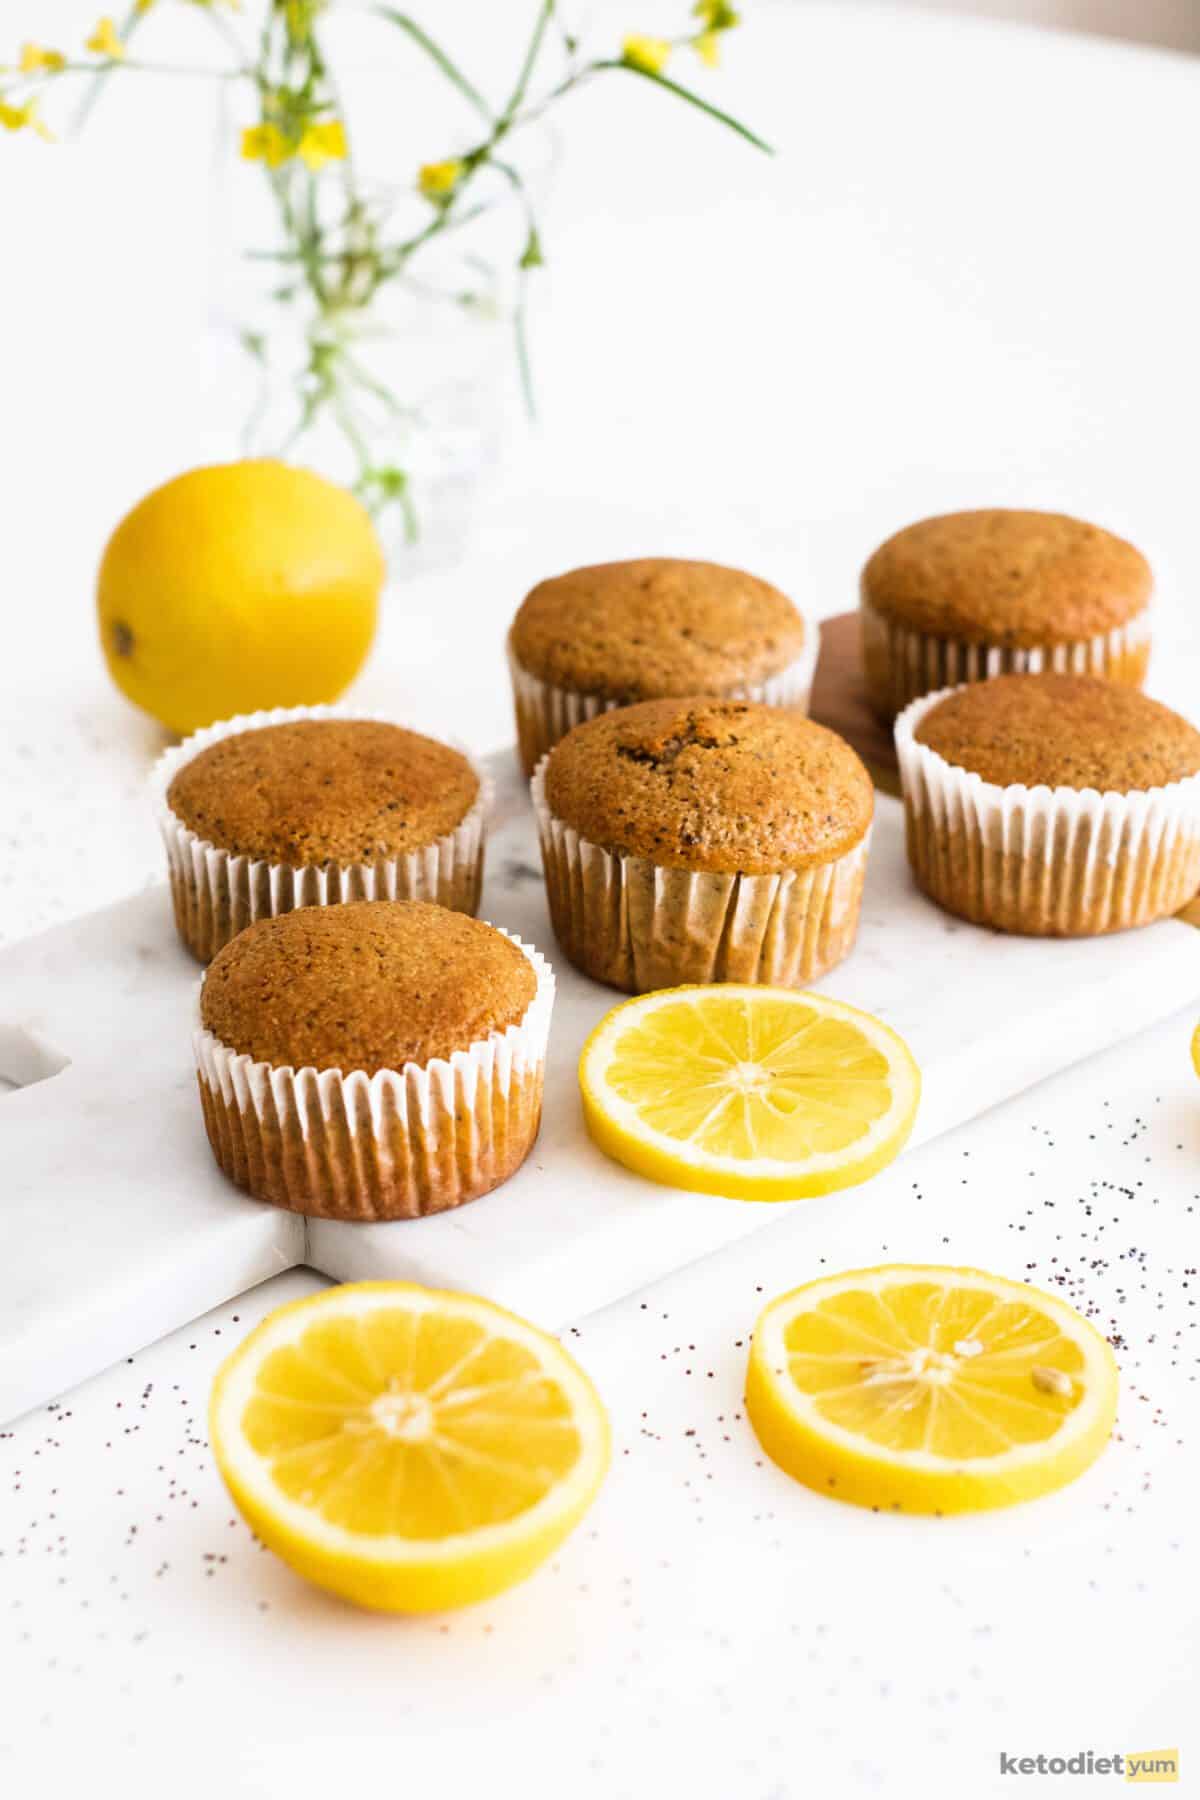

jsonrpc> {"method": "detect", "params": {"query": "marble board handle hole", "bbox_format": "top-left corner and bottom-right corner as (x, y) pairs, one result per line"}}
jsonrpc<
(0, 1023), (71, 1095)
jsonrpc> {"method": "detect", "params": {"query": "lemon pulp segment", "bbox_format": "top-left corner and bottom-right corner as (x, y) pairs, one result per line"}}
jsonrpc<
(746, 1265), (1118, 1512)
(579, 985), (920, 1200)
(210, 1282), (610, 1612)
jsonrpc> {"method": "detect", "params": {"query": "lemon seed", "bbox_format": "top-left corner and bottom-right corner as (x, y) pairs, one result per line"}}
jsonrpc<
(1031, 1365), (1073, 1398)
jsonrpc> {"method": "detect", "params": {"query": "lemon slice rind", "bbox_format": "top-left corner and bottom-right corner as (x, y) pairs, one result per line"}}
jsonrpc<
(747, 1265), (1119, 1513)
(580, 985), (921, 1201)
(210, 1282), (610, 1610)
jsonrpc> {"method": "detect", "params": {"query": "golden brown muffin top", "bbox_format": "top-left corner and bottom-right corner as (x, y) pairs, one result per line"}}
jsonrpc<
(200, 900), (536, 1073)
(168, 719), (479, 863)
(510, 558), (806, 700)
(861, 510), (1151, 647)
(913, 673), (1200, 792)
(542, 698), (873, 873)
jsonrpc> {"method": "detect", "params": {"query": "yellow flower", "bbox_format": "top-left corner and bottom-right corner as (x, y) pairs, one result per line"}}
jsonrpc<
(622, 35), (672, 76)
(298, 118), (347, 171)
(693, 0), (739, 27)
(417, 158), (464, 201)
(0, 97), (53, 139)
(85, 17), (125, 61)
(134, 0), (156, 12)
(20, 43), (67, 73)
(694, 29), (720, 67)
(241, 122), (292, 169)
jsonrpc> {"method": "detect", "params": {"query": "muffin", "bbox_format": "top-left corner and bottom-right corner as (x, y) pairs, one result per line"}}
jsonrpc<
(508, 558), (816, 775)
(194, 900), (554, 1220)
(896, 673), (1200, 936)
(532, 698), (874, 992)
(861, 510), (1152, 720)
(152, 705), (490, 962)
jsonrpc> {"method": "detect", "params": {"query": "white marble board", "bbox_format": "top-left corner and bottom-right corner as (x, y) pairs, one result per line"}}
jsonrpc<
(4, 749), (1200, 1424)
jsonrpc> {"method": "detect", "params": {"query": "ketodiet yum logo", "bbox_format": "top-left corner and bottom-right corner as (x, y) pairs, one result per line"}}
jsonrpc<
(998, 1749), (1178, 1782)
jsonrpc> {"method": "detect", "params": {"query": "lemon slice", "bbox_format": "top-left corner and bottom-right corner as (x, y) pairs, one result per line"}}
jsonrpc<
(746, 1265), (1119, 1513)
(210, 1282), (610, 1613)
(578, 985), (920, 1201)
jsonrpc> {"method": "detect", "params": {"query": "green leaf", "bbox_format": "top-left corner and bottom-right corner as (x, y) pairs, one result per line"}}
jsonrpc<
(599, 59), (773, 154)
(519, 225), (544, 270)
(375, 10), (493, 124)
(364, 464), (409, 500)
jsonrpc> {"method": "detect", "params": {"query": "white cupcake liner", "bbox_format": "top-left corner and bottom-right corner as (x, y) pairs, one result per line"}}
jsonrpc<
(194, 928), (555, 1221)
(150, 703), (492, 963)
(531, 759), (870, 993)
(507, 627), (820, 777)
(895, 685), (1200, 936)
(860, 595), (1152, 721)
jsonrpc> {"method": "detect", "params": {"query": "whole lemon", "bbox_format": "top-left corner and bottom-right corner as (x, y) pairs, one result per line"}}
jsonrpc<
(97, 460), (385, 735)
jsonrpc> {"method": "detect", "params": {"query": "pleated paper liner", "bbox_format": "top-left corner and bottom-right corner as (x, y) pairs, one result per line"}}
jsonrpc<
(151, 703), (492, 963)
(194, 930), (555, 1221)
(811, 611), (1200, 926)
(531, 758), (869, 994)
(895, 688), (1200, 936)
(860, 596), (1151, 723)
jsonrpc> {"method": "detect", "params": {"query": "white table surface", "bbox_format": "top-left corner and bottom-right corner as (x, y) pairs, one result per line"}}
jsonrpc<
(2, 4), (1198, 1794)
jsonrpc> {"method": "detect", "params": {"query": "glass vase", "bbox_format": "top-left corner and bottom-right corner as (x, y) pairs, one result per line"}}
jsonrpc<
(211, 87), (556, 568)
